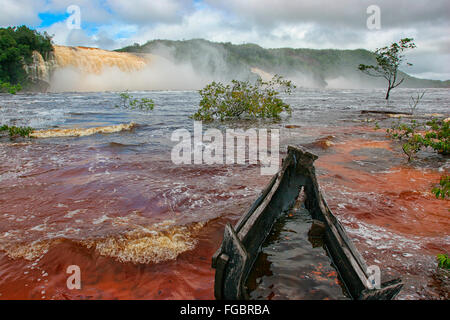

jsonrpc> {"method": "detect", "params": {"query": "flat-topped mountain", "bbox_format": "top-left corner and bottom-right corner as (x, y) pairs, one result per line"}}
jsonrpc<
(117, 39), (450, 89)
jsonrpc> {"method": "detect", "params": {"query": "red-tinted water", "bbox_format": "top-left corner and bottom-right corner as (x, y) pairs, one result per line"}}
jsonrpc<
(0, 141), (271, 299)
(314, 130), (449, 299)
(0, 125), (448, 300)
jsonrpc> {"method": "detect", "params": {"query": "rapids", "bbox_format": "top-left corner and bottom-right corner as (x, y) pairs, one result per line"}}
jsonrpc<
(0, 88), (448, 299)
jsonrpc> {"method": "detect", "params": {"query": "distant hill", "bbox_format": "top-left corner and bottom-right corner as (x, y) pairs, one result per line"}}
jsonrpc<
(117, 39), (450, 89)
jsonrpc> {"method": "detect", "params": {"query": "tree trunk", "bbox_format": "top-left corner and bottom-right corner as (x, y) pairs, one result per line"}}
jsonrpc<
(385, 86), (391, 100)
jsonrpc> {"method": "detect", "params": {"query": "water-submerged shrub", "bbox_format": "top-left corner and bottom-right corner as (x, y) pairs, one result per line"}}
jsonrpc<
(192, 75), (295, 121)
(0, 124), (34, 137)
(114, 91), (155, 111)
(432, 175), (449, 200)
(437, 253), (450, 269)
(386, 118), (449, 161)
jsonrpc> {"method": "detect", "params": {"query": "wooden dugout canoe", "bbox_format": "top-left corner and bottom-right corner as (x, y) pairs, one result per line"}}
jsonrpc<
(212, 145), (403, 300)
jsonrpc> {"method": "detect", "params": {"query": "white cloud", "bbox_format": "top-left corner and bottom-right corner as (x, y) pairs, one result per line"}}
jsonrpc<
(2, 0), (450, 80)
(41, 21), (121, 50)
(43, 0), (113, 24)
(107, 0), (192, 24)
(0, 0), (45, 27)
(206, 0), (450, 29)
(126, 8), (234, 42)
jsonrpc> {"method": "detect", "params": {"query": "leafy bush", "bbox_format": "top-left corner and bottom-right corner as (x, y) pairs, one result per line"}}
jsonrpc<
(432, 176), (449, 200)
(386, 118), (449, 161)
(114, 92), (155, 111)
(0, 81), (22, 94)
(437, 253), (450, 269)
(192, 75), (295, 121)
(423, 118), (449, 154)
(0, 124), (34, 137)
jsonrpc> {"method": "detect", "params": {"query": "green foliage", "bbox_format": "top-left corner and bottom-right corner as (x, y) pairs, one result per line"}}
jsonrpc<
(0, 25), (53, 88)
(192, 75), (295, 121)
(423, 119), (450, 154)
(0, 81), (22, 94)
(374, 122), (380, 130)
(0, 124), (34, 137)
(358, 38), (416, 100)
(114, 91), (155, 111)
(437, 254), (450, 269)
(387, 118), (449, 161)
(432, 176), (449, 200)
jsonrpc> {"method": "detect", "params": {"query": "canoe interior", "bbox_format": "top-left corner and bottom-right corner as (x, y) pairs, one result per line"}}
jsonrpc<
(212, 145), (403, 300)
(245, 206), (351, 300)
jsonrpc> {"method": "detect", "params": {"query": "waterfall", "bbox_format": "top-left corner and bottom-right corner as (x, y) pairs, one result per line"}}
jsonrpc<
(26, 45), (207, 92)
(53, 45), (149, 74)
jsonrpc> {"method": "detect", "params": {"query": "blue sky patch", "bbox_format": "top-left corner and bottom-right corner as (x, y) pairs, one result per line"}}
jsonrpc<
(38, 12), (69, 28)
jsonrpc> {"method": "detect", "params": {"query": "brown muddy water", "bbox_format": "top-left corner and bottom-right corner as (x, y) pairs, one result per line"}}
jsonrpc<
(0, 88), (448, 299)
(246, 206), (350, 300)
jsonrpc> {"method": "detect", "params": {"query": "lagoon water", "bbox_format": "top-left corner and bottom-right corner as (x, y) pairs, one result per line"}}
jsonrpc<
(0, 88), (448, 299)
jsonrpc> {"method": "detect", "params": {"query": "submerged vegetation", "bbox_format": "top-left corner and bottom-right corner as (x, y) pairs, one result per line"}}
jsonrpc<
(114, 91), (155, 111)
(0, 26), (53, 92)
(192, 75), (295, 121)
(386, 118), (449, 161)
(437, 254), (450, 269)
(432, 176), (449, 200)
(384, 116), (448, 202)
(0, 124), (34, 138)
(375, 99), (448, 202)
(409, 91), (425, 115)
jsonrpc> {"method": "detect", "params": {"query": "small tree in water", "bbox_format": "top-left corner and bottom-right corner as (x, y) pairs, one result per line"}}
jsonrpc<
(114, 91), (155, 111)
(358, 38), (416, 100)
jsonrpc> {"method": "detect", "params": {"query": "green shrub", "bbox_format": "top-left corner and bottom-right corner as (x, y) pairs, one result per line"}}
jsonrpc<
(114, 91), (155, 111)
(432, 176), (449, 200)
(0, 124), (34, 137)
(0, 81), (22, 94)
(386, 118), (449, 161)
(423, 118), (449, 155)
(374, 122), (380, 130)
(192, 75), (295, 121)
(437, 253), (450, 269)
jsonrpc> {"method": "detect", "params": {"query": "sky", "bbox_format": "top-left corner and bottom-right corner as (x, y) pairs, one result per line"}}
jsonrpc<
(1, 0), (449, 80)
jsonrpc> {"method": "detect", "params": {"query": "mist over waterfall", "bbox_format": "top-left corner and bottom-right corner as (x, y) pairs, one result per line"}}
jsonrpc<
(47, 46), (210, 92)
(27, 40), (449, 93)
